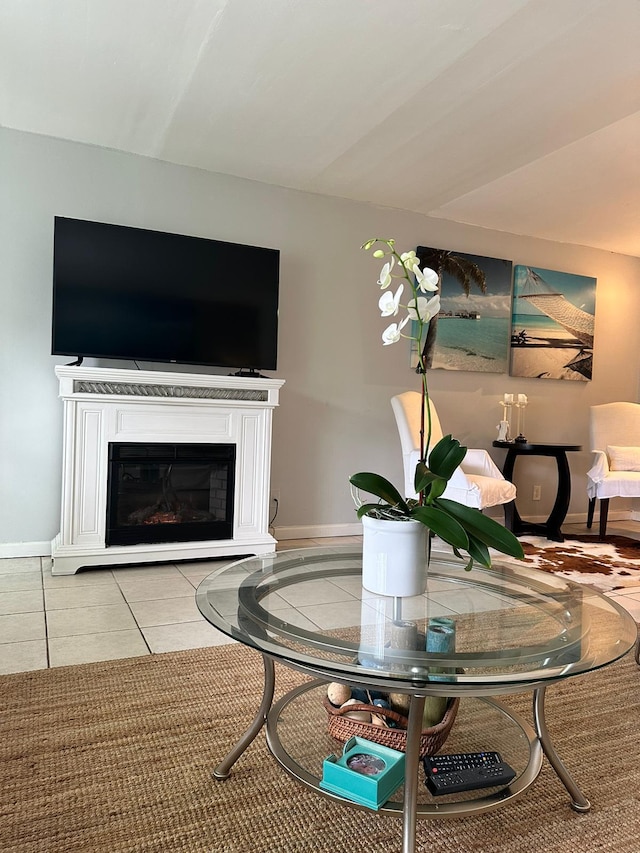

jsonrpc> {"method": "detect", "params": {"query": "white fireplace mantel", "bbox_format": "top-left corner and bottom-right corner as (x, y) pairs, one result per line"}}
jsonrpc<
(51, 365), (284, 575)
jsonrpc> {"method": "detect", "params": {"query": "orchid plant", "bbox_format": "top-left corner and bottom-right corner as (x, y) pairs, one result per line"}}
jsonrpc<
(349, 238), (524, 570)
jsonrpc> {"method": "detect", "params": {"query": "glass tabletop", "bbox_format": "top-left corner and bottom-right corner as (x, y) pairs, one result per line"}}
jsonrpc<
(195, 545), (637, 695)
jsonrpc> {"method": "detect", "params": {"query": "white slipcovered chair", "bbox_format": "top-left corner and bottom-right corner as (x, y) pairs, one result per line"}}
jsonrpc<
(390, 391), (516, 510)
(586, 402), (640, 537)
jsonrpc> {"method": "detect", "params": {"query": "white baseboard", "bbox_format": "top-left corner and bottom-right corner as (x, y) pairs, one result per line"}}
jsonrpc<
(0, 541), (51, 559)
(274, 523), (363, 541)
(553, 509), (630, 526)
(274, 509), (635, 541)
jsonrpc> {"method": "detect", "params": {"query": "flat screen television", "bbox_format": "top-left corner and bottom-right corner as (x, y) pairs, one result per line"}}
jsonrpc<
(51, 217), (280, 372)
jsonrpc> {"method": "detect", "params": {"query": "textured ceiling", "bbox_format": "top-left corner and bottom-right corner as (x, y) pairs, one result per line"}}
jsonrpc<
(2, 0), (639, 257)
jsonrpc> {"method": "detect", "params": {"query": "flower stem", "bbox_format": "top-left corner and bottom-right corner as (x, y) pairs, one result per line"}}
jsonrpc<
(387, 244), (433, 471)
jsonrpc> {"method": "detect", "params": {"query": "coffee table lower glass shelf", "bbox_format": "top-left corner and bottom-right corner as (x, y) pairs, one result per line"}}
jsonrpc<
(266, 681), (542, 817)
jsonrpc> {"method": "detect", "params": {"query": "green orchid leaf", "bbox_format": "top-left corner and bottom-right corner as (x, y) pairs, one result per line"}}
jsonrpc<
(356, 502), (388, 519)
(425, 478), (449, 502)
(426, 434), (455, 472)
(434, 498), (524, 559)
(433, 446), (466, 480)
(431, 480), (449, 501)
(413, 461), (439, 491)
(410, 505), (469, 550)
(452, 547), (475, 572)
(413, 463), (448, 501)
(428, 435), (467, 480)
(349, 472), (409, 513)
(466, 533), (491, 568)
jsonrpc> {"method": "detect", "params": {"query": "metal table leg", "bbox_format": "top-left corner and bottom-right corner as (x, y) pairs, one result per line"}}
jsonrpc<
(533, 686), (590, 812)
(213, 652), (275, 780)
(402, 695), (426, 853)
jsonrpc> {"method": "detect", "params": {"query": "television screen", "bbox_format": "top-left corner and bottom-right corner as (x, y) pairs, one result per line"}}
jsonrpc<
(51, 217), (280, 371)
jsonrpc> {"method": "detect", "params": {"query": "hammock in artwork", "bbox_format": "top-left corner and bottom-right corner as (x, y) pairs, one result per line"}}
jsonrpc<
(517, 267), (594, 348)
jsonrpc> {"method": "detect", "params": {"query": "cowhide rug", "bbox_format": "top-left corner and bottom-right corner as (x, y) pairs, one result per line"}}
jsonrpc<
(497, 534), (640, 593)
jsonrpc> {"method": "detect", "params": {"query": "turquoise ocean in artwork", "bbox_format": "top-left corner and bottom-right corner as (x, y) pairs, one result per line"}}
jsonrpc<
(433, 316), (510, 373)
(511, 313), (567, 333)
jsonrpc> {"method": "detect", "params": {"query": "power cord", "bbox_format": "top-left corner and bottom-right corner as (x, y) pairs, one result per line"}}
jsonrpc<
(269, 496), (279, 530)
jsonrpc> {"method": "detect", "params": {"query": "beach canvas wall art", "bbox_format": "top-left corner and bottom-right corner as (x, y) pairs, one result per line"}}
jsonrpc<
(510, 265), (596, 381)
(411, 247), (513, 373)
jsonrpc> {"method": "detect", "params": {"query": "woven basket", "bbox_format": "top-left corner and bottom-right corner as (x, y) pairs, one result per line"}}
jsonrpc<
(323, 695), (460, 758)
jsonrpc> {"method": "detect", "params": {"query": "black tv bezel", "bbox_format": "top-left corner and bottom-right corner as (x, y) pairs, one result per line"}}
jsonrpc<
(51, 217), (280, 372)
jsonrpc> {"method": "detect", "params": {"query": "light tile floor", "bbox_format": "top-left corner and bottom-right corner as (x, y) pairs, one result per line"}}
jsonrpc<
(1, 523), (638, 675)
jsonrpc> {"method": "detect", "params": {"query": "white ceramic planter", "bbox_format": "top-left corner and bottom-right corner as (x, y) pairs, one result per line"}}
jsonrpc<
(361, 515), (428, 597)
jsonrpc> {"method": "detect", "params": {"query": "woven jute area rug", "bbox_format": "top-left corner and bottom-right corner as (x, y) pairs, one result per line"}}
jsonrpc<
(2, 643), (640, 853)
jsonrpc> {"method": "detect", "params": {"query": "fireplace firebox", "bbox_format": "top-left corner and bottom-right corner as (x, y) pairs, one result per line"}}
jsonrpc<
(106, 443), (235, 546)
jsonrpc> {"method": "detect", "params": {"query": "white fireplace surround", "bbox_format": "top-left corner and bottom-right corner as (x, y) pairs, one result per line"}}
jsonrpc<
(51, 365), (284, 575)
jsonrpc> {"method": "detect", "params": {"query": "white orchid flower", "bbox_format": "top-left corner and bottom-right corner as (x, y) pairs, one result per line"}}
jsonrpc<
(414, 265), (439, 293)
(377, 256), (395, 289)
(407, 294), (441, 322)
(381, 316), (410, 345)
(378, 284), (404, 317)
(400, 251), (419, 269)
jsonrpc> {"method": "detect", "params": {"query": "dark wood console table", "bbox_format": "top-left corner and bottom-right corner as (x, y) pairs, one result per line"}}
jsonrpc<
(492, 441), (582, 542)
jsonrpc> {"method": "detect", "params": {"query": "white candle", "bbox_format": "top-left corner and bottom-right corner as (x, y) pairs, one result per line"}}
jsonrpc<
(504, 393), (514, 404)
(518, 394), (528, 404)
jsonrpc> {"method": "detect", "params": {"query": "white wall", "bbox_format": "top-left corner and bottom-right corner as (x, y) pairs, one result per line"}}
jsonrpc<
(1, 126), (639, 554)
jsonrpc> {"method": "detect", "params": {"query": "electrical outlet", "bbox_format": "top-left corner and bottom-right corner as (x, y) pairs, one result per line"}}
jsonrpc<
(271, 488), (281, 505)
(532, 485), (541, 501)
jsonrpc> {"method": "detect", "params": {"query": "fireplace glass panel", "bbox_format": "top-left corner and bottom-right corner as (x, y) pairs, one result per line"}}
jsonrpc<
(106, 443), (235, 546)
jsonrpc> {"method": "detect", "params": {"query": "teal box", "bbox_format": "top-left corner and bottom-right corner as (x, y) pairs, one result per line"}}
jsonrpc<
(320, 736), (405, 810)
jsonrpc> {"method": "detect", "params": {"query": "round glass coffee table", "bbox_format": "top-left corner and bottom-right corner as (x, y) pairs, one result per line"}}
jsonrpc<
(196, 546), (636, 853)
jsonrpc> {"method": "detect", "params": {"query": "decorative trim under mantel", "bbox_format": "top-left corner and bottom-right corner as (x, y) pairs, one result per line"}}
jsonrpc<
(73, 380), (268, 401)
(51, 365), (284, 575)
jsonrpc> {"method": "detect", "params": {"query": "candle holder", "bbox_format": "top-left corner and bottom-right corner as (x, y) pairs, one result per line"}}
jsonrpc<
(514, 395), (528, 443)
(498, 399), (513, 441)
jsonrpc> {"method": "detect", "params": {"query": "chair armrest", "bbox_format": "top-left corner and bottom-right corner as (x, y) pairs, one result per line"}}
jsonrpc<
(461, 448), (506, 480)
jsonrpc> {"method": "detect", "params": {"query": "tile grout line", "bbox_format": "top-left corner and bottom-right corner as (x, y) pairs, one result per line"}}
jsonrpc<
(112, 573), (154, 656)
(40, 556), (51, 669)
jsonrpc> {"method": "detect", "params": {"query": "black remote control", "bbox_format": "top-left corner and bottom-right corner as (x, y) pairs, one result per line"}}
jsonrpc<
(423, 751), (502, 775)
(425, 762), (516, 795)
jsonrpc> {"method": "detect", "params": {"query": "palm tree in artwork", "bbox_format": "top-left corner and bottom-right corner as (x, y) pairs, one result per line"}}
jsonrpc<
(416, 247), (487, 369)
